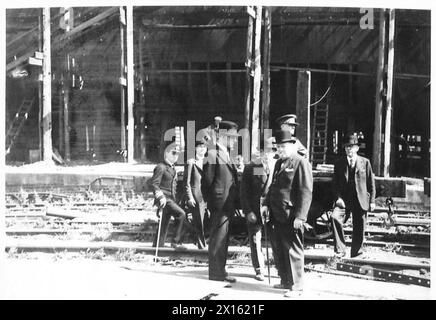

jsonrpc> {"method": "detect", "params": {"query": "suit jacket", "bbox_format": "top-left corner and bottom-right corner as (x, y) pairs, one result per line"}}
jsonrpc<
(148, 162), (177, 204)
(183, 158), (205, 204)
(265, 154), (313, 223)
(240, 161), (270, 219)
(333, 155), (376, 211)
(202, 144), (239, 215)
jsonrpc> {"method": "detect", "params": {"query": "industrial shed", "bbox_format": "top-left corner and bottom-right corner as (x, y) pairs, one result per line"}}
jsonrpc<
(5, 6), (430, 177)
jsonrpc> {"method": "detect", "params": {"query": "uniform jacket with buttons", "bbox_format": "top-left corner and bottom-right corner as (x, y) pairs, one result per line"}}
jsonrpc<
(264, 154), (313, 223)
(148, 161), (178, 204)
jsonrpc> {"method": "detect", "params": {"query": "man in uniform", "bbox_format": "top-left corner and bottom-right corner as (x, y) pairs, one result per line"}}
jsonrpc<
(330, 133), (376, 258)
(148, 144), (187, 250)
(203, 120), (240, 283)
(275, 114), (307, 157)
(261, 130), (313, 298)
(240, 137), (277, 281)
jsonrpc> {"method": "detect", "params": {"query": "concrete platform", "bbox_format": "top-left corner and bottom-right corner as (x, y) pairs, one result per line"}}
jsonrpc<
(0, 255), (431, 300)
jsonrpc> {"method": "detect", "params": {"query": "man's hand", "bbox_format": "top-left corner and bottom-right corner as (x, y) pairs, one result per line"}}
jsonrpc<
(370, 203), (376, 212)
(260, 206), (269, 223)
(335, 198), (346, 209)
(293, 217), (304, 230)
(187, 198), (196, 208)
(159, 197), (167, 209)
(246, 212), (257, 224)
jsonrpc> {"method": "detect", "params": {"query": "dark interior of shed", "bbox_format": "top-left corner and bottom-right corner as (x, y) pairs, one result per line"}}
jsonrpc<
(5, 6), (430, 177)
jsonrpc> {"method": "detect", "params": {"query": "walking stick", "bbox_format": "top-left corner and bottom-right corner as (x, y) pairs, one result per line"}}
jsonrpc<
(262, 210), (271, 284)
(154, 207), (163, 264)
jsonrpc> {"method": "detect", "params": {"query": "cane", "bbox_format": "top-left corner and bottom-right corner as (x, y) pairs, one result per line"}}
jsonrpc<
(262, 210), (271, 284)
(154, 207), (163, 264)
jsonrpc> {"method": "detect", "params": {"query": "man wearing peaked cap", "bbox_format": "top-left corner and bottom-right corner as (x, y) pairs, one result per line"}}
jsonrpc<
(148, 143), (187, 250)
(275, 114), (307, 157)
(240, 136), (278, 281)
(261, 129), (313, 298)
(330, 133), (375, 258)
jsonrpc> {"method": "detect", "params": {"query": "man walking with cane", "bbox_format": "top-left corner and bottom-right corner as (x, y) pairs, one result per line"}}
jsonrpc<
(261, 130), (313, 298)
(148, 144), (187, 251)
(240, 137), (277, 282)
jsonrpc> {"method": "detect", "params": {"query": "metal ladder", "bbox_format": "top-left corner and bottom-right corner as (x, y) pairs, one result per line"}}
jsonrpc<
(6, 98), (34, 154)
(311, 103), (329, 165)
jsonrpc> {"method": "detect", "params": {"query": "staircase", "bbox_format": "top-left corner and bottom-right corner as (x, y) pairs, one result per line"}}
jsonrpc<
(6, 98), (34, 154)
(311, 103), (329, 165)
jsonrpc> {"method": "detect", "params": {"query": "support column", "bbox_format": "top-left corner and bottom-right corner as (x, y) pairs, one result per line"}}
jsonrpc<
(383, 9), (396, 177)
(42, 7), (53, 162)
(372, 9), (386, 176)
(119, 7), (127, 156)
(251, 6), (262, 154)
(138, 28), (146, 161)
(296, 71), (311, 156)
(244, 8), (254, 130)
(126, 5), (135, 163)
(261, 7), (272, 134)
(38, 12), (43, 160)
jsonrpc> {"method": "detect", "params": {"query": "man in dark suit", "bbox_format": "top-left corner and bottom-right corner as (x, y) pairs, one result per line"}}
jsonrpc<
(148, 145), (187, 249)
(261, 130), (313, 298)
(275, 114), (307, 157)
(331, 133), (376, 258)
(203, 120), (240, 283)
(240, 137), (277, 281)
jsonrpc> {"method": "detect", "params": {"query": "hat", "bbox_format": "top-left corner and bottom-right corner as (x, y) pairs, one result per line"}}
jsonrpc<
(344, 133), (360, 146)
(275, 114), (299, 126)
(343, 133), (360, 146)
(219, 120), (240, 137)
(274, 130), (297, 144)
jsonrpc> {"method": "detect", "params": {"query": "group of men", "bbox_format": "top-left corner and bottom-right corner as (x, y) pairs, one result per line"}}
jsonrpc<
(148, 113), (375, 298)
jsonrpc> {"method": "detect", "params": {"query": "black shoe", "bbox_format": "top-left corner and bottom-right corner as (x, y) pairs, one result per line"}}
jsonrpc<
(210, 276), (236, 283)
(273, 282), (291, 289)
(350, 251), (364, 258)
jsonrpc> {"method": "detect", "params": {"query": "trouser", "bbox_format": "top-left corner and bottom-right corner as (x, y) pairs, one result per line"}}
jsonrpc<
(208, 212), (231, 279)
(331, 204), (367, 256)
(246, 219), (265, 275)
(152, 199), (186, 247)
(190, 201), (207, 249)
(270, 218), (305, 291)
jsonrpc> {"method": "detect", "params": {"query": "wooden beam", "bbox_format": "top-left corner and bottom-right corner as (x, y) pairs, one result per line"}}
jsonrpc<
(261, 7), (272, 134)
(251, 6), (262, 154)
(120, 7), (126, 155)
(347, 64), (355, 133)
(243, 12), (254, 131)
(383, 9), (396, 177)
(37, 12), (43, 161)
(63, 67), (70, 161)
(42, 7), (53, 162)
(372, 9), (386, 176)
(126, 5), (135, 163)
(138, 28), (146, 162)
(7, 7), (118, 73)
(296, 71), (311, 155)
